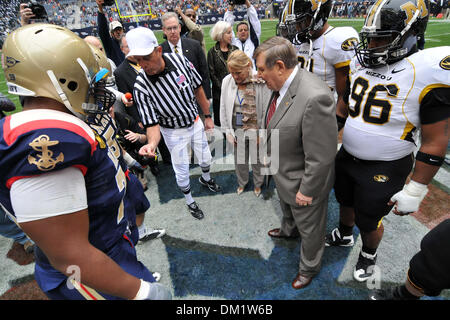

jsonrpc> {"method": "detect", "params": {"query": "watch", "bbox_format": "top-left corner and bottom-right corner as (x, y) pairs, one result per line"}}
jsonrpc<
(204, 114), (212, 118)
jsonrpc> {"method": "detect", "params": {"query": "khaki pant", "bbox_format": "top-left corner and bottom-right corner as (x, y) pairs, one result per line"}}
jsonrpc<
(279, 196), (329, 278)
(234, 135), (264, 189)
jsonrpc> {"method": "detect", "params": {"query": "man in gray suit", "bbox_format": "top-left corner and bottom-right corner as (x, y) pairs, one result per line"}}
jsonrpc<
(254, 36), (337, 289)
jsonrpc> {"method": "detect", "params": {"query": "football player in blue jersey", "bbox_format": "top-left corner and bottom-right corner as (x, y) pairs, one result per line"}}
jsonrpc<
(0, 23), (171, 300)
(325, 0), (449, 283)
(87, 42), (166, 243)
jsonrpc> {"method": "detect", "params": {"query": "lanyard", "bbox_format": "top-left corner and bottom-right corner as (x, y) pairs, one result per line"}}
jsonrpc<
(237, 90), (244, 106)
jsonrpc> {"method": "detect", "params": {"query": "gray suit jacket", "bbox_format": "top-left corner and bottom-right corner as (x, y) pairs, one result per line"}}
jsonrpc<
(263, 68), (337, 206)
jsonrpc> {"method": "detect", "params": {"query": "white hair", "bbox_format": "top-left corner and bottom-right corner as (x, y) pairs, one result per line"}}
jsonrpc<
(210, 21), (232, 42)
(161, 12), (179, 27)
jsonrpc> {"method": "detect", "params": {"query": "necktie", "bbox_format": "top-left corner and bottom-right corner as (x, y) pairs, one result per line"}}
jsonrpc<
(174, 46), (179, 54)
(266, 92), (279, 127)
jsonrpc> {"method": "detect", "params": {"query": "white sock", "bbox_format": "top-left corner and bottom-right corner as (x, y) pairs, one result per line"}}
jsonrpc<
(201, 172), (211, 181)
(138, 225), (146, 238)
(201, 165), (211, 181)
(184, 192), (195, 205)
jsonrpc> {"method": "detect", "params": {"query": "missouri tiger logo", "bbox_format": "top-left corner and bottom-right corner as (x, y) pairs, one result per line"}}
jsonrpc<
(439, 55), (450, 70)
(373, 174), (389, 183)
(341, 37), (358, 51)
(400, 0), (428, 25)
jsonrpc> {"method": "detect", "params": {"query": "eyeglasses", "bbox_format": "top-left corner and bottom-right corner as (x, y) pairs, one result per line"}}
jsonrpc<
(186, 14), (196, 18)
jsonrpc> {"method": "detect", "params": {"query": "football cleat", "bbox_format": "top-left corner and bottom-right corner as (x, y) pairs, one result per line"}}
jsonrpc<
(353, 251), (377, 282)
(139, 227), (166, 242)
(199, 176), (221, 193)
(187, 202), (204, 220)
(325, 228), (354, 247)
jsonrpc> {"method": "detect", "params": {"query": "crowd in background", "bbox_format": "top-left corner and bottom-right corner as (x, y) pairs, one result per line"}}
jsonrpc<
(331, 1), (373, 18)
(0, 0), (382, 44)
(0, 0), (271, 33)
(2, 0), (449, 43)
(0, 0), (21, 43)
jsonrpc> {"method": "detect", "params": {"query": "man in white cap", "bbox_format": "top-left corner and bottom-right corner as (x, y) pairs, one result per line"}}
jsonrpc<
(127, 27), (222, 220)
(96, 0), (125, 66)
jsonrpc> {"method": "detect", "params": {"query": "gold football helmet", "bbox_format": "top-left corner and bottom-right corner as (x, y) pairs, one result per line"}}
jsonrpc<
(1, 23), (114, 118)
(86, 42), (117, 89)
(87, 43), (111, 73)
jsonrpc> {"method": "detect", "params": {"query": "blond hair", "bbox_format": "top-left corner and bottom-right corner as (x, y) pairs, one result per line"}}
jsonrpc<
(227, 50), (252, 71)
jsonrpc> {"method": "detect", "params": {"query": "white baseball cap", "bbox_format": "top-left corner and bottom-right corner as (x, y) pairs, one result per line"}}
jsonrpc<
(126, 27), (159, 58)
(109, 21), (123, 32)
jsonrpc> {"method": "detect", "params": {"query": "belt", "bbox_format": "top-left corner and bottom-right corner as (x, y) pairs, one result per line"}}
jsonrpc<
(160, 115), (199, 129)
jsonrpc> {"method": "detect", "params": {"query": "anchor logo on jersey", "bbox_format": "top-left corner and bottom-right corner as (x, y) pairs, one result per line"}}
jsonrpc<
(28, 135), (64, 171)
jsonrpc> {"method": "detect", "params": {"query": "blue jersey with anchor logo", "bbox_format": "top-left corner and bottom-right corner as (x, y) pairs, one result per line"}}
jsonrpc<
(0, 109), (152, 296)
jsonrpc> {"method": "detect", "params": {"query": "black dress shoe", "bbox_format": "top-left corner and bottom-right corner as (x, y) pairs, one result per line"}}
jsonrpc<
(268, 228), (298, 239)
(187, 202), (204, 220)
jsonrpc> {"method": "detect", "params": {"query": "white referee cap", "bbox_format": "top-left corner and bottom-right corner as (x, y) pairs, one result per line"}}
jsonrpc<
(126, 27), (158, 58)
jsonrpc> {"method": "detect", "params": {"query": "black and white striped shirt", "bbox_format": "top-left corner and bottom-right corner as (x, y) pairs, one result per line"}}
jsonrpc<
(134, 53), (203, 129)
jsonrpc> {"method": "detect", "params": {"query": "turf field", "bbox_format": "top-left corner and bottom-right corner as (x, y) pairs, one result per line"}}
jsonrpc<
(1, 18), (449, 113)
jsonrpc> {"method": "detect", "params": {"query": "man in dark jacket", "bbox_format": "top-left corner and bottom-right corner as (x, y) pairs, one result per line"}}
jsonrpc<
(96, 0), (125, 67)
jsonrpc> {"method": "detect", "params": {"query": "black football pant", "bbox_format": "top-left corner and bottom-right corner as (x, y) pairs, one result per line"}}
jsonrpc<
(408, 219), (450, 296)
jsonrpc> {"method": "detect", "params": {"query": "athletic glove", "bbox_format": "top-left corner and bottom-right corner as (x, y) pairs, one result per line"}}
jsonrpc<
(389, 180), (428, 214)
(133, 280), (172, 300)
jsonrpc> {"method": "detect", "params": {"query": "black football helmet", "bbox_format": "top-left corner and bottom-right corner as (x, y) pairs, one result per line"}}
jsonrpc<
(287, 0), (333, 42)
(277, 4), (298, 42)
(355, 0), (429, 68)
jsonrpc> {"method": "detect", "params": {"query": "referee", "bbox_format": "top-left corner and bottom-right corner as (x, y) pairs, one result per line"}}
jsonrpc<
(127, 27), (221, 220)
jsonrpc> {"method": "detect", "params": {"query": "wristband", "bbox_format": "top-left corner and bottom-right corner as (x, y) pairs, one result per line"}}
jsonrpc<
(415, 151), (444, 166)
(204, 114), (212, 119)
(336, 115), (346, 131)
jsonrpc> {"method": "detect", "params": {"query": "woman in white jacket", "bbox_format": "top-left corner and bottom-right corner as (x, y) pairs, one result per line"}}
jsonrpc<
(220, 50), (271, 197)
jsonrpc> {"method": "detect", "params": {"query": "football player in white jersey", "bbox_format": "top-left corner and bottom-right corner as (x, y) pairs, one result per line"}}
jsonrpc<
(284, 0), (359, 125)
(325, 0), (450, 283)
